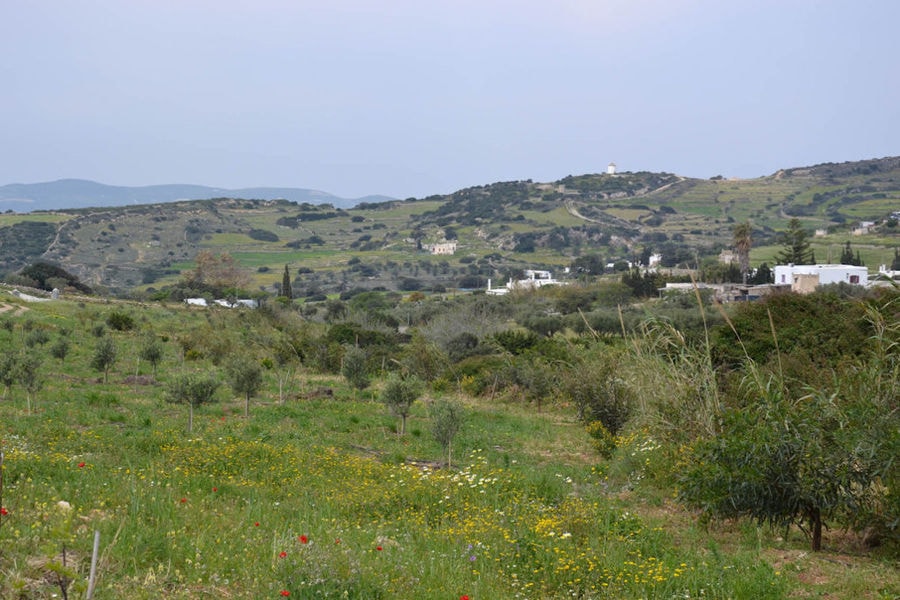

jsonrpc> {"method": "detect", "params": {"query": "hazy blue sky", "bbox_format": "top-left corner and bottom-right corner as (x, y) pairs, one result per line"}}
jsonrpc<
(3, 1), (898, 199)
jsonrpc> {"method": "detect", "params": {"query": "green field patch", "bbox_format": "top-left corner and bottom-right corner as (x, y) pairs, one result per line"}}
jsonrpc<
(0, 213), (72, 226)
(606, 208), (653, 221)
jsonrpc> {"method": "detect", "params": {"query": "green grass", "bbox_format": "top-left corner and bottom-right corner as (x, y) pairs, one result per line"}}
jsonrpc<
(0, 213), (73, 226)
(2, 295), (862, 599)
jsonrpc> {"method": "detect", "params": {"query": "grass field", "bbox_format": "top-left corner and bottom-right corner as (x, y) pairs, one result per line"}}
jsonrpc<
(0, 213), (72, 226)
(0, 292), (897, 599)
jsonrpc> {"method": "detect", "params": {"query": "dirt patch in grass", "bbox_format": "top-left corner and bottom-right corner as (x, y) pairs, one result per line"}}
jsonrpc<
(768, 547), (899, 599)
(122, 375), (158, 385)
(0, 302), (28, 315)
(620, 492), (900, 599)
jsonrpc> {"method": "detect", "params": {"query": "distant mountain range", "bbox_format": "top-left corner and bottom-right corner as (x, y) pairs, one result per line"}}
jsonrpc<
(0, 179), (393, 212)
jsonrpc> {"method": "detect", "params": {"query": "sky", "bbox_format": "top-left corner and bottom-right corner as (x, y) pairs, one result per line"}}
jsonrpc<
(2, 1), (898, 199)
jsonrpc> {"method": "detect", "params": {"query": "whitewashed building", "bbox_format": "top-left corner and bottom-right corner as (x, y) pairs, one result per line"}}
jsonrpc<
(773, 264), (868, 294)
(486, 270), (566, 295)
(426, 242), (457, 255)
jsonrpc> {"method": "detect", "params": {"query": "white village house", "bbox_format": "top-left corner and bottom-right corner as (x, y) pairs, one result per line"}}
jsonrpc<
(773, 264), (868, 294)
(486, 270), (566, 295)
(425, 241), (457, 255)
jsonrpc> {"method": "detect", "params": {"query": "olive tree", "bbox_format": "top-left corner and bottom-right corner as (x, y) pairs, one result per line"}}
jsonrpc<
(91, 336), (117, 383)
(226, 355), (264, 418)
(17, 351), (43, 414)
(430, 398), (464, 468)
(165, 372), (221, 433)
(341, 345), (369, 394)
(381, 373), (423, 435)
(0, 353), (17, 398)
(138, 333), (164, 376)
(50, 337), (70, 362)
(270, 335), (301, 404)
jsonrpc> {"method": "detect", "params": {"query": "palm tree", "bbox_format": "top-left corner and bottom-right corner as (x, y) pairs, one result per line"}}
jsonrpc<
(733, 221), (753, 284)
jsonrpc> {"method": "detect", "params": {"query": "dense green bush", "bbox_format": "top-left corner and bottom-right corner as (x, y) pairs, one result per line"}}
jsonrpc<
(560, 348), (633, 434)
(17, 260), (92, 293)
(679, 380), (887, 551)
(710, 289), (884, 387)
(492, 329), (539, 355)
(106, 310), (136, 331)
(394, 332), (445, 381)
(247, 228), (279, 242)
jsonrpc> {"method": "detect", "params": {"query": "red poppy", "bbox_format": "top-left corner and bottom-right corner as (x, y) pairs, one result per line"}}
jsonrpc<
(212, 487), (218, 492)
(0, 507), (8, 516)
(180, 498), (187, 503)
(279, 551), (287, 558)
(78, 462), (86, 468)
(280, 591), (290, 597)
(376, 546), (383, 551)
(335, 538), (341, 544)
(461, 596), (470, 600)
(298, 534), (308, 544)
(254, 522), (260, 527)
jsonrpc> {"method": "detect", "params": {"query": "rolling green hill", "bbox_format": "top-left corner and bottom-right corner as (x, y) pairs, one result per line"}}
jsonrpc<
(1, 157), (898, 295)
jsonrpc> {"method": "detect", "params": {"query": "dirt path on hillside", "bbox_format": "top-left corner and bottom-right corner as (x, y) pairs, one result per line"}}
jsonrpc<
(564, 176), (688, 225)
(0, 302), (29, 316)
(643, 175), (687, 196)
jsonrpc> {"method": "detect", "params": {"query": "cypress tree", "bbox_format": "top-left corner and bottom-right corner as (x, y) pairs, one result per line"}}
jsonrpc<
(281, 264), (293, 300)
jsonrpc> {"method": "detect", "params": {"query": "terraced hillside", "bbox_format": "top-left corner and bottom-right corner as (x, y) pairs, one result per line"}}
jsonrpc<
(0, 157), (898, 295)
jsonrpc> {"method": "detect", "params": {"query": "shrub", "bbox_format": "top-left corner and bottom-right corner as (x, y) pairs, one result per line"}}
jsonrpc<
(452, 355), (506, 396)
(248, 228), (279, 242)
(492, 329), (539, 355)
(560, 353), (632, 435)
(679, 384), (883, 551)
(107, 310), (136, 331)
(586, 420), (616, 458)
(24, 329), (50, 347)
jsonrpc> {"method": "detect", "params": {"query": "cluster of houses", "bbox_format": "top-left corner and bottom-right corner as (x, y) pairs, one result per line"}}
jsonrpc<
(661, 262), (898, 302)
(485, 262), (889, 302)
(184, 298), (259, 308)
